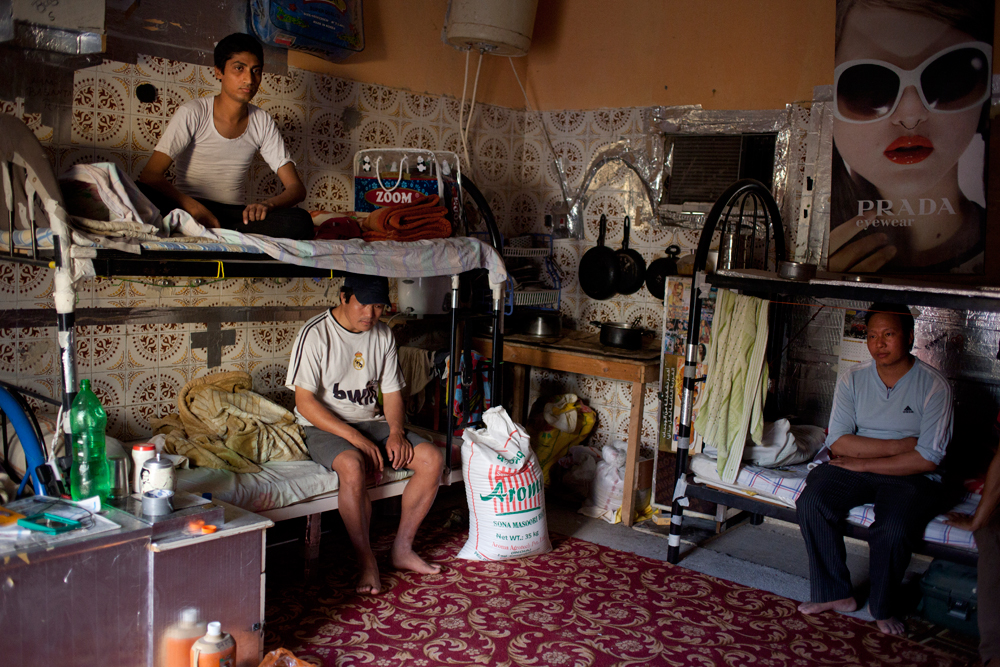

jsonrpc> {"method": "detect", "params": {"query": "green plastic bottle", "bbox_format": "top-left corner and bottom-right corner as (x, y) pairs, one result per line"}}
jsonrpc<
(70, 379), (110, 501)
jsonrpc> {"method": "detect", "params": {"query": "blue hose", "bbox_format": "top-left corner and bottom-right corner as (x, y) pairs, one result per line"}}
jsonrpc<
(0, 386), (48, 497)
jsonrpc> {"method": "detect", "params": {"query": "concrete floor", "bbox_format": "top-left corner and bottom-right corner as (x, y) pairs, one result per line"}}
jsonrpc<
(542, 493), (934, 624)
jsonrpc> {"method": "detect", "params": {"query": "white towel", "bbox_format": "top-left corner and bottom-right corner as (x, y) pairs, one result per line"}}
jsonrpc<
(693, 289), (770, 483)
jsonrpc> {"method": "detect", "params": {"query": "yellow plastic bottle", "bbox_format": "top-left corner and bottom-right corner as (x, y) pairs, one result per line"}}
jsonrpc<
(190, 621), (236, 667)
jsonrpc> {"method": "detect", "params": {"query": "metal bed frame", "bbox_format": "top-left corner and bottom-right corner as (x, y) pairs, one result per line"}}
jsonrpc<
(0, 114), (506, 476)
(663, 178), (984, 567)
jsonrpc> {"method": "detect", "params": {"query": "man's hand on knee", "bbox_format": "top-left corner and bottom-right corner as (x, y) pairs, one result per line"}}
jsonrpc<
(386, 432), (413, 469)
(348, 432), (383, 473)
(243, 203), (272, 223)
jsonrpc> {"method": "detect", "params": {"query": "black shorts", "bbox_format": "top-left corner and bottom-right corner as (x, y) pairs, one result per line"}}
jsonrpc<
(303, 421), (425, 471)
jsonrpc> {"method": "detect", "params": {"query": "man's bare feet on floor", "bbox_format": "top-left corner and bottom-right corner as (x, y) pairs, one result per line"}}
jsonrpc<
(392, 546), (442, 575)
(875, 617), (905, 635)
(797, 597), (858, 615)
(356, 560), (382, 595)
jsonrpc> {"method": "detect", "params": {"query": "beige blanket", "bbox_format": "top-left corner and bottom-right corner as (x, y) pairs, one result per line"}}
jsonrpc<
(152, 371), (309, 473)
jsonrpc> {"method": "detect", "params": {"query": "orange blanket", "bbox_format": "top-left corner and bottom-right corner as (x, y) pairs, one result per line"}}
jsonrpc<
(361, 194), (452, 242)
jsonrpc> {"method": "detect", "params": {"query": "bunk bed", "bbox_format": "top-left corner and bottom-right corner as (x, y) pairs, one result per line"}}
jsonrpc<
(0, 115), (507, 569)
(664, 179), (989, 568)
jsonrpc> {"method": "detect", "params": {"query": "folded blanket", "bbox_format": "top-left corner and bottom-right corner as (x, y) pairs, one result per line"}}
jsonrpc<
(152, 371), (309, 473)
(362, 218), (453, 242)
(361, 194), (451, 242)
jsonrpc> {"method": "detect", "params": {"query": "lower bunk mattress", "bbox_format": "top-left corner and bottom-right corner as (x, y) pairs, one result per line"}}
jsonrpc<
(176, 461), (413, 514)
(689, 453), (979, 552)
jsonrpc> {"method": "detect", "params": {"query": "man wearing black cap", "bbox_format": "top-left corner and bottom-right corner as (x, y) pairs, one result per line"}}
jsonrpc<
(286, 274), (444, 594)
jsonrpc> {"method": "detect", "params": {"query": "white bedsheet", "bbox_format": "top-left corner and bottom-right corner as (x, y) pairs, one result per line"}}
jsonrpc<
(689, 453), (978, 551)
(179, 217), (508, 287)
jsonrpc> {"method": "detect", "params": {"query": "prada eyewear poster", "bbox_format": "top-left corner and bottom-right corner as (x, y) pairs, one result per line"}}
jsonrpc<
(830, 0), (993, 274)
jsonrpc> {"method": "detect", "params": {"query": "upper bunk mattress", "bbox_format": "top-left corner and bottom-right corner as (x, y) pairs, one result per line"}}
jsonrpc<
(3, 223), (507, 287)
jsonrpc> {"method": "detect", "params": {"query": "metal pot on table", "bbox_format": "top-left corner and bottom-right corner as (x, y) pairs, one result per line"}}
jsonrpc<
(591, 320), (653, 350)
(519, 311), (562, 337)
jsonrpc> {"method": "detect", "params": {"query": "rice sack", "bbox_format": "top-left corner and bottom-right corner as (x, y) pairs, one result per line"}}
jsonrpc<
(458, 406), (551, 560)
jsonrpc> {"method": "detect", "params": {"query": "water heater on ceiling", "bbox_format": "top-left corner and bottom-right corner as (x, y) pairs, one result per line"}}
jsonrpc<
(444, 0), (539, 57)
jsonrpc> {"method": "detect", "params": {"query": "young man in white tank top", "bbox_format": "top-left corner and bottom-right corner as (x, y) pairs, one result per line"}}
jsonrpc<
(138, 33), (313, 240)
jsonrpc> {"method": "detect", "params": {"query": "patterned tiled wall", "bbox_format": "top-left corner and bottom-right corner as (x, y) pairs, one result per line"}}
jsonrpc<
(1, 54), (699, 456)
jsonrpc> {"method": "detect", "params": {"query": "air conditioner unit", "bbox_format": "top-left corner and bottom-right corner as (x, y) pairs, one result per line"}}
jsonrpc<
(660, 133), (777, 214)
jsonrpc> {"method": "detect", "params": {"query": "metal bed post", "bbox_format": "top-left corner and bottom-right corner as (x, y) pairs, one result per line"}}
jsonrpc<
(444, 274), (461, 474)
(489, 282), (504, 406)
(666, 179), (785, 564)
(50, 204), (78, 430)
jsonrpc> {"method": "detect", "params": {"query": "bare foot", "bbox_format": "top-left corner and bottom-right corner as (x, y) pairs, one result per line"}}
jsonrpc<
(392, 546), (442, 575)
(356, 560), (382, 595)
(875, 617), (905, 635)
(797, 597), (858, 615)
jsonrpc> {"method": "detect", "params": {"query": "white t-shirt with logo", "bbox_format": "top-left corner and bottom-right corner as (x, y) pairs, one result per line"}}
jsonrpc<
(154, 97), (293, 205)
(285, 309), (405, 424)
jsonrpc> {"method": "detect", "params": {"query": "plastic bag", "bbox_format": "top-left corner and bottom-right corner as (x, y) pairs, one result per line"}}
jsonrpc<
(743, 419), (826, 468)
(579, 441), (627, 523)
(459, 406), (551, 561)
(257, 648), (312, 667)
(559, 445), (600, 499)
(531, 394), (595, 485)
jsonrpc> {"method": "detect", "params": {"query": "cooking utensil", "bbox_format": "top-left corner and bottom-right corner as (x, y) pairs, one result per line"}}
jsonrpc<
(579, 214), (619, 300)
(645, 244), (681, 300)
(777, 260), (817, 282)
(591, 320), (651, 350)
(614, 215), (646, 295)
(520, 311), (562, 337)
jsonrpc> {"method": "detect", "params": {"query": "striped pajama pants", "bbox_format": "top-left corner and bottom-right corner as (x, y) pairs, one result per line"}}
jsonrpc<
(797, 463), (944, 620)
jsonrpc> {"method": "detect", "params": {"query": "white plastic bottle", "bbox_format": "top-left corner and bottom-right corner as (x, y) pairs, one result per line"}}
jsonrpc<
(131, 443), (156, 494)
(190, 621), (236, 667)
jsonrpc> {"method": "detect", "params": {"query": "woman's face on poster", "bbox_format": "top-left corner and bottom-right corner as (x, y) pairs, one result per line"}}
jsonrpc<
(833, 5), (985, 198)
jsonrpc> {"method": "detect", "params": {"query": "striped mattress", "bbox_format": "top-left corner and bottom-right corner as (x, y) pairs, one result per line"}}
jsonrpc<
(689, 453), (978, 551)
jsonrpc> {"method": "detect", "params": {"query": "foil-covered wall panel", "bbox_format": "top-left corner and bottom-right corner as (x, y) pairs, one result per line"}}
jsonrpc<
(779, 299), (1000, 439)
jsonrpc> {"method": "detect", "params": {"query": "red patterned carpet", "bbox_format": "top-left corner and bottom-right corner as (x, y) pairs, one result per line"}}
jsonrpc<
(265, 521), (962, 666)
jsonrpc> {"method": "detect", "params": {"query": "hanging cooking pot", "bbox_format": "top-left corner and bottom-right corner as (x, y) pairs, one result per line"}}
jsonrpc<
(645, 245), (681, 300)
(614, 215), (646, 295)
(591, 321), (651, 350)
(579, 214), (619, 300)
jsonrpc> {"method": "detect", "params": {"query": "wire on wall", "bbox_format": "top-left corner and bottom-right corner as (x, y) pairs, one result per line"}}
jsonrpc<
(507, 57), (569, 204)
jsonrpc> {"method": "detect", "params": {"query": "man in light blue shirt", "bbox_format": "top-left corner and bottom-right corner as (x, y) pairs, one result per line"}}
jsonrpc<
(796, 303), (953, 636)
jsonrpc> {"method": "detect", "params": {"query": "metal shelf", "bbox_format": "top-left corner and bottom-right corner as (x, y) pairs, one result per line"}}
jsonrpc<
(708, 268), (1000, 312)
(512, 288), (561, 307)
(503, 247), (551, 258)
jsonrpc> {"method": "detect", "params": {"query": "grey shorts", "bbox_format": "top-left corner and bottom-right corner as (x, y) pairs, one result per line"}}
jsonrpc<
(304, 421), (425, 471)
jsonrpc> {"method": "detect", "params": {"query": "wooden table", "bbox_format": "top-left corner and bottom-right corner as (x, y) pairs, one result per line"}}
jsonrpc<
(475, 330), (678, 526)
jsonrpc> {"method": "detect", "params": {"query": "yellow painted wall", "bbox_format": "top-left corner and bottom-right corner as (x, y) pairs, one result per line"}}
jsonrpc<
(291, 0), (1000, 112)
(288, 0), (531, 109)
(290, 0), (834, 111)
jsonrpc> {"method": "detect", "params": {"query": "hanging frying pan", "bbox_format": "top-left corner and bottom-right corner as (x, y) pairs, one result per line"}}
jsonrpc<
(645, 244), (681, 300)
(614, 215), (646, 295)
(579, 214), (619, 300)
